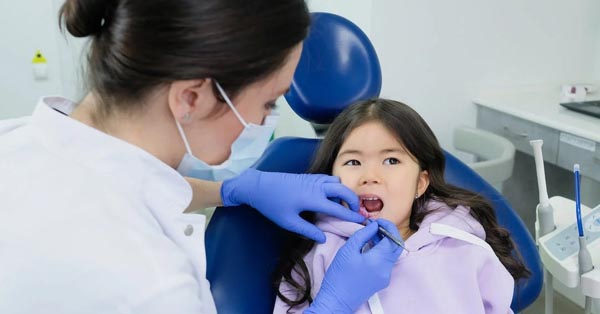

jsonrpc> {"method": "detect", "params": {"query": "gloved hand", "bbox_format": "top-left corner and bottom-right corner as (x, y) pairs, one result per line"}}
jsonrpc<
(306, 219), (403, 313)
(220, 168), (363, 243)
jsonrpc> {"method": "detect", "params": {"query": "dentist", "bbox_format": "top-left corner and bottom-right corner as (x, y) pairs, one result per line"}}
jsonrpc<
(0, 0), (402, 313)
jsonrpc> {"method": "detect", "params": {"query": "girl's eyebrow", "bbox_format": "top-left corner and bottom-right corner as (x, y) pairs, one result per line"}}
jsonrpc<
(380, 148), (407, 155)
(337, 149), (363, 158)
(337, 147), (407, 158)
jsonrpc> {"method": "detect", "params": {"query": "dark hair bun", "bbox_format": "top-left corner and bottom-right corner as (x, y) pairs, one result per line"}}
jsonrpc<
(59, 0), (115, 37)
(56, 0), (309, 116)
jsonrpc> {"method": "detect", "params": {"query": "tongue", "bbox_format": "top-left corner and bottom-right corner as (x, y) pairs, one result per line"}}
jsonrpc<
(364, 199), (383, 212)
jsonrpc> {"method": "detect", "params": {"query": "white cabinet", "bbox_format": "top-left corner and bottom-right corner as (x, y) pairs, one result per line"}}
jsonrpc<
(477, 106), (559, 164)
(557, 134), (600, 182)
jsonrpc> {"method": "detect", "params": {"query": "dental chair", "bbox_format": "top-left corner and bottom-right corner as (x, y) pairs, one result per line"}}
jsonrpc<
(206, 12), (543, 314)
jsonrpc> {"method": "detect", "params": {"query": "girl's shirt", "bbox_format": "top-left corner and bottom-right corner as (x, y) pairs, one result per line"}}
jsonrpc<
(274, 200), (514, 314)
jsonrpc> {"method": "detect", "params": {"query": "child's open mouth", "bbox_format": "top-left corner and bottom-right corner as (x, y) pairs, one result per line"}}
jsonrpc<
(359, 194), (384, 218)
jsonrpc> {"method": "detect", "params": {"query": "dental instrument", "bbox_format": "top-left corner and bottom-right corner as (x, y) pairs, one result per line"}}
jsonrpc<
(364, 218), (408, 251)
(533, 139), (600, 313)
(377, 225), (407, 251)
(531, 139), (556, 314)
(531, 140), (555, 236)
(575, 164), (595, 314)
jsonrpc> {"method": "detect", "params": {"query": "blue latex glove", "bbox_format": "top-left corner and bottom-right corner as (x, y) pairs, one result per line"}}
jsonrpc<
(306, 219), (403, 313)
(220, 168), (364, 243)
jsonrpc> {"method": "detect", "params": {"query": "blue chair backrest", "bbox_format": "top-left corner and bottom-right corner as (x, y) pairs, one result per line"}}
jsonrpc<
(206, 138), (319, 313)
(206, 12), (542, 314)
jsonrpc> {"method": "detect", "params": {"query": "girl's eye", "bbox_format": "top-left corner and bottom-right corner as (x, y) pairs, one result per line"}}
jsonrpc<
(384, 157), (400, 165)
(343, 160), (361, 166)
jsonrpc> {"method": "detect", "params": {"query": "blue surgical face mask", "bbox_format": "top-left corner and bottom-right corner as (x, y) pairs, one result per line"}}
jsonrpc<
(175, 81), (278, 181)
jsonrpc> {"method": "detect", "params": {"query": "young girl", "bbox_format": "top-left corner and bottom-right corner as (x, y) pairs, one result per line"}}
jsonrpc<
(273, 98), (530, 314)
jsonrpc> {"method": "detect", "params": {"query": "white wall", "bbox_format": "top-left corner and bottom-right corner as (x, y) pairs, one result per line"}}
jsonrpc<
(595, 31), (600, 81)
(0, 0), (86, 119)
(0, 1), (62, 118)
(308, 0), (373, 36)
(371, 0), (600, 153)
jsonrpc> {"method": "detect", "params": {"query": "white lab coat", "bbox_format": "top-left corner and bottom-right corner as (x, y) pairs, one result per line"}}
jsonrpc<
(0, 97), (217, 314)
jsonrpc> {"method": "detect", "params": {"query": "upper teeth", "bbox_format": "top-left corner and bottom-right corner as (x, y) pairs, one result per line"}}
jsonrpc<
(363, 197), (379, 200)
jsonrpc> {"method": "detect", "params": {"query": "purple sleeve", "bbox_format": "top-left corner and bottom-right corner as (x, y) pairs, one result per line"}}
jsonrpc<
(478, 253), (515, 314)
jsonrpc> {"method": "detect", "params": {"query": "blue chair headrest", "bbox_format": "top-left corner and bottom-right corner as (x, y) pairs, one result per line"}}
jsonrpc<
(285, 12), (382, 124)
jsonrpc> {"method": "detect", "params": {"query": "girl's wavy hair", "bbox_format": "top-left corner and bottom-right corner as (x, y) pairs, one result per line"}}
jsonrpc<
(273, 98), (530, 311)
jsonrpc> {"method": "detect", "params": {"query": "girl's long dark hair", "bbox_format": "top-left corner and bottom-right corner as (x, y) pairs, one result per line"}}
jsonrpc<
(273, 98), (530, 311)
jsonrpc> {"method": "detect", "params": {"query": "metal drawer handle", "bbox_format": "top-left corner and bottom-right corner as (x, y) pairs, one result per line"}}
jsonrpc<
(503, 126), (528, 138)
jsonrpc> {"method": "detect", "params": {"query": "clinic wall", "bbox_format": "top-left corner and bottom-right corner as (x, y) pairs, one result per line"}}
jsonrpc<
(308, 0), (372, 36)
(0, 1), (63, 118)
(371, 0), (600, 153)
(0, 0), (86, 119)
(595, 31), (600, 81)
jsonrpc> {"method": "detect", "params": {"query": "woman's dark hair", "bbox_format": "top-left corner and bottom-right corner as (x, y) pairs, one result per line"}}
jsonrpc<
(58, 0), (309, 117)
(274, 98), (530, 311)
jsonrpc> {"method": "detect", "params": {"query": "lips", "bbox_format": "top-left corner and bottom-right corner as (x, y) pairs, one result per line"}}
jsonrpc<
(359, 194), (384, 218)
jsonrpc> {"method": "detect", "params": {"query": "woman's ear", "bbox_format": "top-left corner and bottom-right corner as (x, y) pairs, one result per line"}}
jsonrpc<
(416, 170), (430, 198)
(167, 78), (219, 123)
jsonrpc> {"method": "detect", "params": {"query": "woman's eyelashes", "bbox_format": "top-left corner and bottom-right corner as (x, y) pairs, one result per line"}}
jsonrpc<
(264, 101), (278, 110)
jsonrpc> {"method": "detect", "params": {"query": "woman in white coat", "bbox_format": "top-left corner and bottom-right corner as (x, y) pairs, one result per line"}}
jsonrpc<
(0, 0), (403, 313)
